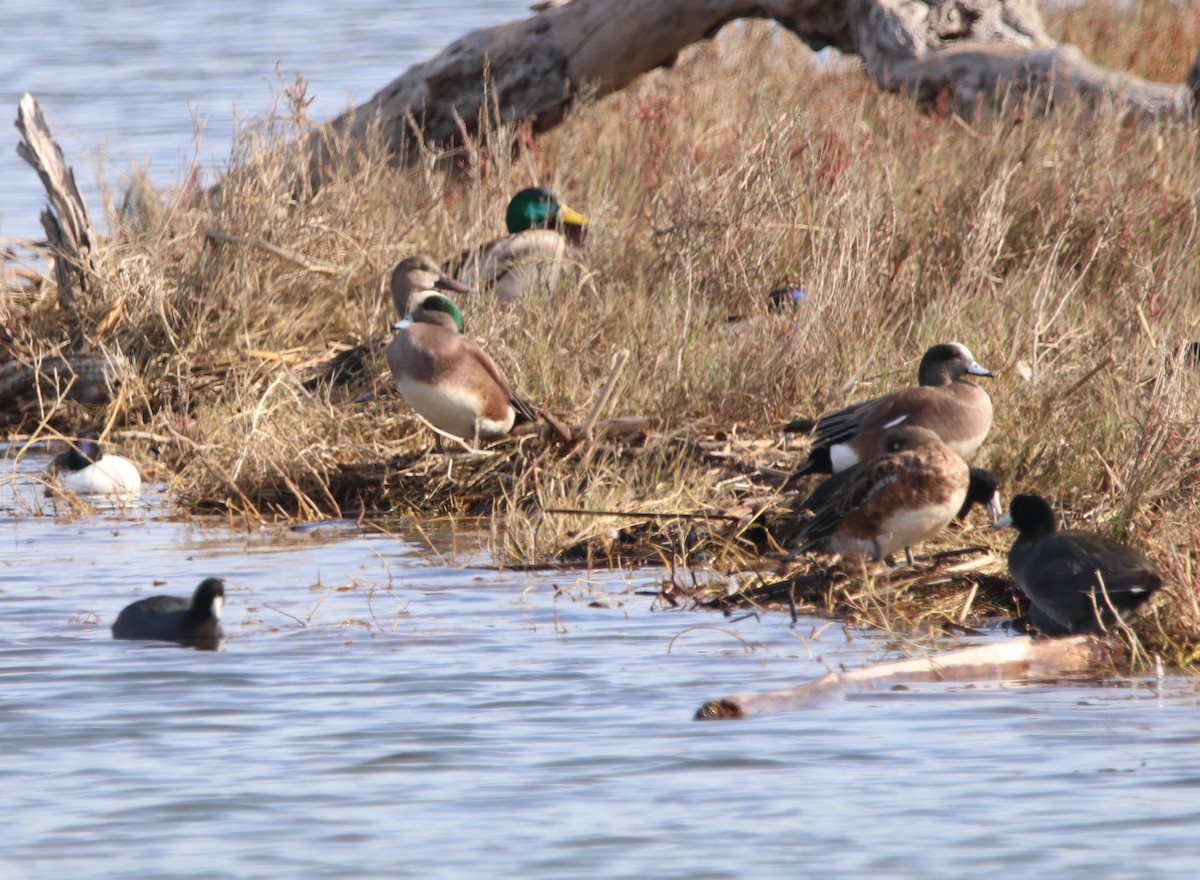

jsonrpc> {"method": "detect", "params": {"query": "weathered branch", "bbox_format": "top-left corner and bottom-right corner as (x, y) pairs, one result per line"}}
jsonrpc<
(15, 93), (100, 350)
(310, 0), (1196, 183)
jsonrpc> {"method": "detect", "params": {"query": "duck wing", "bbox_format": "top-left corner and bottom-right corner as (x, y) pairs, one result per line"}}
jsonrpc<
(788, 456), (904, 552)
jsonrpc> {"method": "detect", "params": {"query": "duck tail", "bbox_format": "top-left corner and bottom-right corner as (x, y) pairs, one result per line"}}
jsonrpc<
(509, 393), (539, 426)
(783, 416), (817, 434)
(790, 447), (833, 479)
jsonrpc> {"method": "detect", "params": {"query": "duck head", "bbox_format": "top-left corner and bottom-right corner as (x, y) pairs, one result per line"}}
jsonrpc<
(505, 187), (588, 237)
(391, 254), (471, 319)
(52, 433), (103, 473)
(919, 343), (994, 386)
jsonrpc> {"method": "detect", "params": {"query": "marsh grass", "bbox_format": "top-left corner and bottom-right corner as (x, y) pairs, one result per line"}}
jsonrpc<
(5, 5), (1200, 659)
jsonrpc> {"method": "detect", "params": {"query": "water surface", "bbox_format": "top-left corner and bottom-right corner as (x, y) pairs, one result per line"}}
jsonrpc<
(3, 7), (1200, 870)
(3, 447), (1200, 879)
(0, 0), (531, 244)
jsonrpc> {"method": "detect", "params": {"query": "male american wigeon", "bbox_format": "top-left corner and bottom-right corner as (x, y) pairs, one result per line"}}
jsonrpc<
(387, 291), (536, 444)
(49, 433), (142, 498)
(786, 342), (994, 477)
(996, 493), (1163, 636)
(446, 187), (588, 303)
(389, 254), (472, 320)
(786, 425), (970, 565)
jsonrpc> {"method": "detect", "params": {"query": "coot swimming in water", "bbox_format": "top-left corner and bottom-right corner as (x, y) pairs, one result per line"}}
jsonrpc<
(111, 578), (225, 647)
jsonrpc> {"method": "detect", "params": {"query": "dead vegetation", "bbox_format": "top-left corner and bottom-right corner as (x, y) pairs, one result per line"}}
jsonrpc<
(3, 4), (1200, 661)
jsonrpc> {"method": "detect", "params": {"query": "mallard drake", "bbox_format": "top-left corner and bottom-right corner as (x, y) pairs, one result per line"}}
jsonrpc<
(996, 493), (1163, 636)
(786, 426), (970, 564)
(447, 187), (588, 303)
(112, 578), (225, 646)
(786, 342), (993, 476)
(387, 291), (536, 443)
(49, 434), (142, 498)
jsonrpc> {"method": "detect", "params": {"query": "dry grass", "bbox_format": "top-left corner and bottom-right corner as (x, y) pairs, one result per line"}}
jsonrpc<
(4, 6), (1200, 660)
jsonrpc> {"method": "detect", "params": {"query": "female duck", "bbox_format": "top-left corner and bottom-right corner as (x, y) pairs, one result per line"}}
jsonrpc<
(387, 291), (535, 444)
(50, 434), (142, 498)
(448, 187), (588, 303)
(786, 426), (970, 565)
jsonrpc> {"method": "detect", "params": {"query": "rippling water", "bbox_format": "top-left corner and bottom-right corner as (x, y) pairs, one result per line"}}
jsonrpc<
(5, 3), (1200, 874)
(0, 0), (531, 244)
(4, 445), (1200, 879)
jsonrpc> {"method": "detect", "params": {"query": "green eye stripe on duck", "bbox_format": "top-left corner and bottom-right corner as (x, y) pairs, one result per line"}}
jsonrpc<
(423, 294), (464, 333)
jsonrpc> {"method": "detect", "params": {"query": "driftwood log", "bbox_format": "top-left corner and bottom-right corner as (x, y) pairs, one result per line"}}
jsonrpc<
(695, 634), (1119, 719)
(311, 0), (1200, 180)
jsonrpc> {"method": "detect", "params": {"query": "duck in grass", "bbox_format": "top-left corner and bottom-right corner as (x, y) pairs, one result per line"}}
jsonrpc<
(390, 254), (472, 319)
(112, 578), (225, 648)
(387, 290), (537, 445)
(785, 426), (970, 566)
(785, 342), (993, 479)
(300, 255), (472, 395)
(49, 433), (142, 498)
(996, 493), (1163, 636)
(446, 187), (588, 303)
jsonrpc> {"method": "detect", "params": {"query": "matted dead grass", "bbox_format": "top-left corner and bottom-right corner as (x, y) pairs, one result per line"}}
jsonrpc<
(4, 7), (1200, 661)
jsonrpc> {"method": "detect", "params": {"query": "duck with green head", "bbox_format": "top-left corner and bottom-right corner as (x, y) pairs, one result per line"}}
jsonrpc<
(387, 286), (536, 444)
(448, 186), (588, 303)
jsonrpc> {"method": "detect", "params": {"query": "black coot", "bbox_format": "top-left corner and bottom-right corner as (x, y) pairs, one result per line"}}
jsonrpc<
(112, 578), (225, 647)
(998, 494), (1162, 636)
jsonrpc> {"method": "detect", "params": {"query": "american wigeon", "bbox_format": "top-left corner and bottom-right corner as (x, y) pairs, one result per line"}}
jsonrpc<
(390, 254), (472, 319)
(112, 578), (225, 646)
(301, 256), (472, 394)
(996, 493), (1163, 636)
(786, 342), (994, 476)
(387, 291), (536, 443)
(786, 425), (970, 564)
(447, 187), (588, 303)
(49, 434), (142, 498)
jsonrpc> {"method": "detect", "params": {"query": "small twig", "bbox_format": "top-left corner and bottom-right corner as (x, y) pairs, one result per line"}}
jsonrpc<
(1059, 355), (1113, 401)
(542, 506), (742, 522)
(204, 229), (339, 275)
(667, 624), (761, 654)
(261, 603), (308, 627)
(582, 348), (629, 438)
(957, 582), (979, 624)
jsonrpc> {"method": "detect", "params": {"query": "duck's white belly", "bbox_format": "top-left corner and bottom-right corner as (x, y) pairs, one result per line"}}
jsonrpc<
(875, 494), (963, 556)
(396, 378), (513, 441)
(61, 456), (142, 497)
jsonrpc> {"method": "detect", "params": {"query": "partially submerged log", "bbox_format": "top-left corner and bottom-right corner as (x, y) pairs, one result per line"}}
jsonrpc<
(312, 0), (1199, 181)
(695, 634), (1119, 720)
(0, 352), (129, 426)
